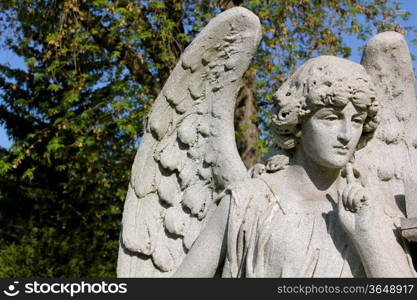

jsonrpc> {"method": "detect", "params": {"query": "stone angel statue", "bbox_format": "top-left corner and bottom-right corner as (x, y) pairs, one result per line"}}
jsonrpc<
(117, 7), (417, 277)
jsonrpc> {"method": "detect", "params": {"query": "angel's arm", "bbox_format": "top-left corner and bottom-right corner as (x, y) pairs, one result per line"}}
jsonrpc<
(349, 230), (415, 277)
(338, 166), (416, 277)
(349, 224), (417, 278)
(173, 196), (230, 277)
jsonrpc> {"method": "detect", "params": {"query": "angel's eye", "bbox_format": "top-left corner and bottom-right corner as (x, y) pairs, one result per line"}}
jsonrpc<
(313, 108), (341, 121)
(352, 113), (366, 124)
(322, 114), (338, 121)
(352, 117), (365, 124)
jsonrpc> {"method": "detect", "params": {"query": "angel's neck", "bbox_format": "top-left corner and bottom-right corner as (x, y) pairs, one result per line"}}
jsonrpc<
(291, 148), (342, 192)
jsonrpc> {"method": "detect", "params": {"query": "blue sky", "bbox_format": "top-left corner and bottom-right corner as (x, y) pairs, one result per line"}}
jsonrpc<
(346, 1), (417, 64)
(1, 1), (417, 149)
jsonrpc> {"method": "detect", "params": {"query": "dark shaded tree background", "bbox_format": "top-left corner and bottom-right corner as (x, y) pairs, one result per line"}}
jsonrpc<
(0, 0), (415, 276)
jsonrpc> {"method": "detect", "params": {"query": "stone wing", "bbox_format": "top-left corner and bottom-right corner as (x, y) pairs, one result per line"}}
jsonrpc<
(358, 31), (417, 217)
(117, 7), (262, 277)
(356, 32), (417, 271)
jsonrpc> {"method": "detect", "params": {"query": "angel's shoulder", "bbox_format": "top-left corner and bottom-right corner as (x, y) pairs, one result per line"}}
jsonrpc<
(226, 176), (270, 196)
(223, 173), (281, 211)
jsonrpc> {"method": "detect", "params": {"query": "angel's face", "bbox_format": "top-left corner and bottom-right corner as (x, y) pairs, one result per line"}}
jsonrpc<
(300, 102), (366, 169)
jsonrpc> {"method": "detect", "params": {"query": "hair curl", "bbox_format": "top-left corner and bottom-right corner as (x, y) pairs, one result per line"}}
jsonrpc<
(271, 56), (379, 152)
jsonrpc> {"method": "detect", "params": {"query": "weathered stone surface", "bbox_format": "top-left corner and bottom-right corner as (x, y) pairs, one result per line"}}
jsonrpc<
(117, 7), (260, 277)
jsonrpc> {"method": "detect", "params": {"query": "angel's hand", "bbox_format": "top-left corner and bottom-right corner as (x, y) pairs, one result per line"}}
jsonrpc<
(337, 163), (376, 241)
(249, 163), (266, 178)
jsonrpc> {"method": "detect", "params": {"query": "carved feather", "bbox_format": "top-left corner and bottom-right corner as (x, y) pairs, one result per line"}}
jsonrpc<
(178, 114), (199, 146)
(164, 205), (189, 237)
(178, 160), (199, 190)
(157, 173), (181, 207)
(182, 183), (211, 216)
(149, 98), (173, 141)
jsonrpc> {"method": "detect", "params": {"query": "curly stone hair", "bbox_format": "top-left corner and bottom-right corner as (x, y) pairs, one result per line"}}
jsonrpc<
(271, 56), (379, 153)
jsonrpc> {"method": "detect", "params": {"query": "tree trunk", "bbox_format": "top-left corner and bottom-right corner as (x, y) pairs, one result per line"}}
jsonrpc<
(234, 69), (260, 168)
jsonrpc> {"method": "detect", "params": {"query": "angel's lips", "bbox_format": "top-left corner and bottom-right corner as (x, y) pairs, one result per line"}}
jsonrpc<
(333, 146), (349, 154)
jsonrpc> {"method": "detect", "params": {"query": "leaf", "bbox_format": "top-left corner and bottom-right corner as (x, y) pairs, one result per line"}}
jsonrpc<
(63, 91), (79, 103)
(47, 84), (61, 92)
(46, 137), (64, 152)
(22, 167), (35, 181)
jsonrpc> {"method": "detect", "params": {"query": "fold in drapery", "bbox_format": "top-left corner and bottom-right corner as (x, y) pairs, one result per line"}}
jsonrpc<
(222, 177), (366, 277)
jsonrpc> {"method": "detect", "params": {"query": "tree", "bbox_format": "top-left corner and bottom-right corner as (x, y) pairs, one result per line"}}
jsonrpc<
(0, 0), (414, 276)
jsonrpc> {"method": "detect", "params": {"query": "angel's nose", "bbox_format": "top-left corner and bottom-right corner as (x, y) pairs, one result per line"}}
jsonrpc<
(337, 121), (352, 145)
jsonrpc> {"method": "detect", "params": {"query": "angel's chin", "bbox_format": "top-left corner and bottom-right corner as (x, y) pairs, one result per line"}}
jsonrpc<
(314, 156), (351, 170)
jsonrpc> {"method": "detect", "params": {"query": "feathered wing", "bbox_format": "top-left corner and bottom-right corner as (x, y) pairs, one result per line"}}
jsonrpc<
(356, 31), (417, 270)
(358, 31), (417, 217)
(117, 7), (262, 277)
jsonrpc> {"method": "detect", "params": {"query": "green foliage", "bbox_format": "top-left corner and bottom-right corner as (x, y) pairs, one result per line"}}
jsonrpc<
(0, 0), (414, 277)
(0, 225), (118, 277)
